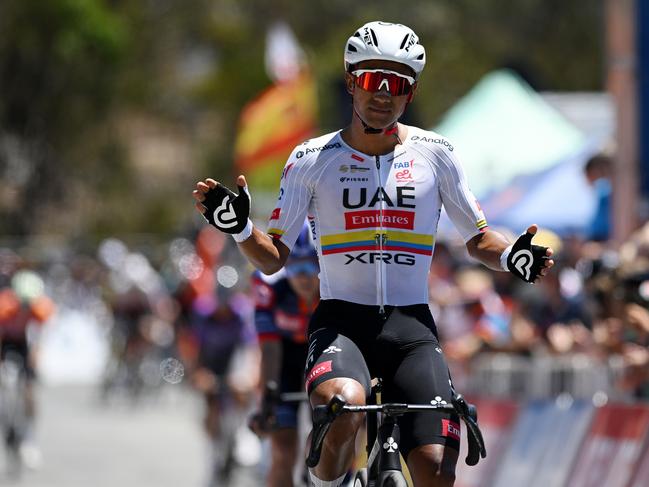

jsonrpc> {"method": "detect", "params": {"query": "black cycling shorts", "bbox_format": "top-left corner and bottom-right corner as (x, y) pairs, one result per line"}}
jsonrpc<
(304, 299), (460, 457)
(0, 339), (35, 380)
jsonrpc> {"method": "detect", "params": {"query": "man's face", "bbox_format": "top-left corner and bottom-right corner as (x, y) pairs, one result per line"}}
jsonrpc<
(345, 60), (417, 130)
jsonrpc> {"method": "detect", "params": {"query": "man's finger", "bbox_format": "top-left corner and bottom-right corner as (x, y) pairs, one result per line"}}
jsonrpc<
(192, 189), (205, 202)
(526, 224), (538, 235)
(195, 202), (206, 214)
(196, 181), (211, 193)
(205, 178), (218, 188)
(237, 174), (247, 187)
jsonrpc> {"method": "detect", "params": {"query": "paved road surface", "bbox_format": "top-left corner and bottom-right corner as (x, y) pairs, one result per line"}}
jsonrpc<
(0, 385), (264, 487)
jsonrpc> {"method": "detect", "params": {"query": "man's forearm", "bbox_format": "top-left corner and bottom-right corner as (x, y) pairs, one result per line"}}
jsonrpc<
(466, 229), (511, 271)
(238, 226), (290, 275)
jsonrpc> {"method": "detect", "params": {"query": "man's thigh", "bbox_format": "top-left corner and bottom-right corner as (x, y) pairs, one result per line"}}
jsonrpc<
(382, 338), (460, 459)
(304, 327), (371, 396)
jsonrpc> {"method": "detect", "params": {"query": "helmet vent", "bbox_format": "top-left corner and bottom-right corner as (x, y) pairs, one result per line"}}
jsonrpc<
(347, 44), (357, 52)
(417, 54), (424, 60)
(354, 32), (361, 38)
(399, 34), (410, 50)
(370, 29), (378, 47)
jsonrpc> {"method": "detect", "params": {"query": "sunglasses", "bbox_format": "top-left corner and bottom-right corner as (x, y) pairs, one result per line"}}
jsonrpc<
(352, 69), (416, 96)
(285, 260), (319, 277)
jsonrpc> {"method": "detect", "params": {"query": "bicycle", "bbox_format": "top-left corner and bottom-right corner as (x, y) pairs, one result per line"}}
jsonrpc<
(306, 379), (486, 487)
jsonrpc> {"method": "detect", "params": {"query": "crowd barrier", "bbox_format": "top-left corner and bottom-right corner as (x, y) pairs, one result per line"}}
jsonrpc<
(467, 353), (627, 400)
(456, 398), (649, 487)
(455, 398), (519, 487)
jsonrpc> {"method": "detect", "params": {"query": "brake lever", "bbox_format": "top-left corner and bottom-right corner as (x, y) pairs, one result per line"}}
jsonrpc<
(452, 394), (487, 466)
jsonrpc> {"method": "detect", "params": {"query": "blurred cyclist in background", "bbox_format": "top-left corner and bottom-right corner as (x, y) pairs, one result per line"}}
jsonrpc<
(187, 286), (257, 486)
(249, 222), (319, 487)
(0, 249), (55, 470)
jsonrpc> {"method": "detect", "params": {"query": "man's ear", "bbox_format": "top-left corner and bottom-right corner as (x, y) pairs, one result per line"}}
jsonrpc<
(407, 82), (418, 103)
(345, 73), (355, 95)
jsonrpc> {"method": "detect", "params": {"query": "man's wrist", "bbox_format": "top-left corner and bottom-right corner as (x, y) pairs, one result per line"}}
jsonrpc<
(232, 219), (253, 243)
(500, 244), (513, 271)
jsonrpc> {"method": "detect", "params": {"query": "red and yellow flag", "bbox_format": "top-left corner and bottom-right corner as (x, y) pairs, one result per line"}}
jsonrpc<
(234, 71), (317, 191)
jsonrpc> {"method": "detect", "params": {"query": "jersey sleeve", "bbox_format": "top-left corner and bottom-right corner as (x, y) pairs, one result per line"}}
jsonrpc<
(434, 144), (488, 242)
(251, 273), (281, 342)
(266, 146), (312, 251)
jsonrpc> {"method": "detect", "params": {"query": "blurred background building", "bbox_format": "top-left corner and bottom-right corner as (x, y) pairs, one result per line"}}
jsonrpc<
(0, 1), (648, 486)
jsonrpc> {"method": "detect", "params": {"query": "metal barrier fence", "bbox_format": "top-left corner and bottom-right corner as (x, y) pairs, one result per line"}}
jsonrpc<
(466, 353), (629, 401)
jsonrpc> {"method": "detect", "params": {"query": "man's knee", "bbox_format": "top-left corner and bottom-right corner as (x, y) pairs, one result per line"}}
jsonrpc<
(407, 444), (458, 486)
(310, 378), (366, 440)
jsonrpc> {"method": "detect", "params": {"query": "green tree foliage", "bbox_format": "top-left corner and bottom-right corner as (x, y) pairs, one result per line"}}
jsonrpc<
(0, 0), (604, 240)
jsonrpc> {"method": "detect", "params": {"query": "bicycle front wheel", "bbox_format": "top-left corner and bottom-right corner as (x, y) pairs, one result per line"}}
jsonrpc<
(379, 470), (408, 487)
(354, 468), (368, 487)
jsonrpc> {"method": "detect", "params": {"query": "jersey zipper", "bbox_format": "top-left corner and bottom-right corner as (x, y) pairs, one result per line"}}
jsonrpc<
(375, 155), (387, 316)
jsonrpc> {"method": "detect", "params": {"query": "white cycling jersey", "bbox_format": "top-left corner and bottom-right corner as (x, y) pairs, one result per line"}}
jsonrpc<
(267, 126), (488, 307)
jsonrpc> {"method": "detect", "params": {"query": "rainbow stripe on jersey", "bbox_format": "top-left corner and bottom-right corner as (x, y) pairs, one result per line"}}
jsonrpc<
(320, 230), (434, 256)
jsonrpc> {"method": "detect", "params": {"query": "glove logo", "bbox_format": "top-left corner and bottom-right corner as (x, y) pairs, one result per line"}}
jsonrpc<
(511, 249), (533, 281)
(213, 195), (238, 228)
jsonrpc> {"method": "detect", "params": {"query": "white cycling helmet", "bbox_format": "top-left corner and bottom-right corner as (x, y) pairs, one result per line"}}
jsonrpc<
(344, 21), (426, 79)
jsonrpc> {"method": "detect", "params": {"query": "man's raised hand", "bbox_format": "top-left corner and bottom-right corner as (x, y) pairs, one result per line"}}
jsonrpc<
(505, 224), (555, 283)
(193, 175), (251, 234)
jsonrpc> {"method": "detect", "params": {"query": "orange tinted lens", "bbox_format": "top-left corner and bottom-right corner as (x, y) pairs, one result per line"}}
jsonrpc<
(355, 72), (412, 96)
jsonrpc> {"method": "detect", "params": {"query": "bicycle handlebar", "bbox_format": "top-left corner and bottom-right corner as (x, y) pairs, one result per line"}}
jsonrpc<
(306, 393), (487, 468)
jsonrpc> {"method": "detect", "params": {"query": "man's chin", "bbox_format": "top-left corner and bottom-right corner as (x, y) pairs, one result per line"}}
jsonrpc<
(363, 115), (397, 130)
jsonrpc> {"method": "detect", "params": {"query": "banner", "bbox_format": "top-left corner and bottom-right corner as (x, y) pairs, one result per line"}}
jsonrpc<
(566, 403), (649, 487)
(491, 399), (593, 487)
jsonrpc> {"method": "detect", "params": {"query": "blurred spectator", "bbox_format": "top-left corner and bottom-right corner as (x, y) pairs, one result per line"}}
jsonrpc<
(584, 153), (613, 242)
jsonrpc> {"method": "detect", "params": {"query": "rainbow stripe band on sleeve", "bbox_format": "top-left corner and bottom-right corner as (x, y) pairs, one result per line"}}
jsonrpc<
(320, 230), (434, 256)
(476, 219), (488, 230)
(267, 228), (284, 239)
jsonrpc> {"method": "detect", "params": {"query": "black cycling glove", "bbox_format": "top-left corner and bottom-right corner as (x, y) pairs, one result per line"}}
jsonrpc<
(201, 182), (250, 234)
(505, 231), (549, 283)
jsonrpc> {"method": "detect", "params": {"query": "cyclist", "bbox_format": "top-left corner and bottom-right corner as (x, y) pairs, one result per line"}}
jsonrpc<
(0, 252), (55, 470)
(249, 222), (319, 487)
(193, 21), (554, 487)
(187, 289), (257, 485)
